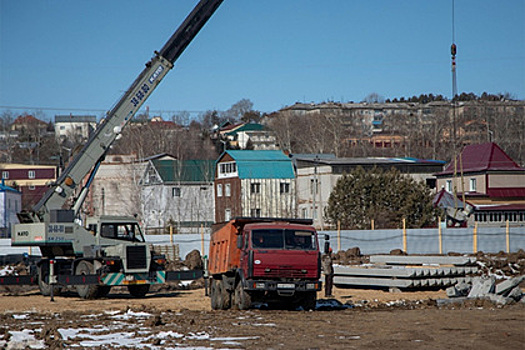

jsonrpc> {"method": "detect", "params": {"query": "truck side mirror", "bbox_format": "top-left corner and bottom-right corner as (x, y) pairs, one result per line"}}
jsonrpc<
(236, 235), (243, 249)
(324, 241), (330, 255)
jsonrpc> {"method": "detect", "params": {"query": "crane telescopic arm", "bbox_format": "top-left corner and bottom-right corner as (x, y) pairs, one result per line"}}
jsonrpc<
(31, 0), (223, 222)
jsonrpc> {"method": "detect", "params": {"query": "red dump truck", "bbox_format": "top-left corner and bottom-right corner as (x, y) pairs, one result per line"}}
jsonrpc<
(208, 217), (325, 310)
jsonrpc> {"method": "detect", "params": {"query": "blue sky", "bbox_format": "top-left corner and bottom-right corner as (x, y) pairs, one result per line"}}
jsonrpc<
(1, 0), (524, 121)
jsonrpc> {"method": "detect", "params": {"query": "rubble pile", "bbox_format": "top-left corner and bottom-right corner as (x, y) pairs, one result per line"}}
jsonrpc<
(442, 275), (525, 306)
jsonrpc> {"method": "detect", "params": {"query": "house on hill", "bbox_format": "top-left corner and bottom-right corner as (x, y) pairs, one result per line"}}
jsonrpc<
(141, 158), (215, 234)
(55, 115), (97, 142)
(215, 150), (296, 223)
(434, 142), (525, 227)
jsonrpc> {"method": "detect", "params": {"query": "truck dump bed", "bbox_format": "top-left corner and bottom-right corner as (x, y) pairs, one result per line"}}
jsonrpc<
(209, 220), (242, 276)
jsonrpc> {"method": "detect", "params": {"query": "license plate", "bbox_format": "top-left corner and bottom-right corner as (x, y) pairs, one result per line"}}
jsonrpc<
(277, 283), (295, 289)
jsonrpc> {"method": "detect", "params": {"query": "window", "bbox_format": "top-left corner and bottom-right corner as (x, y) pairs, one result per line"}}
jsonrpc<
(225, 183), (231, 197)
(2, 171), (8, 180)
(469, 178), (477, 192)
(280, 182), (290, 194)
(225, 208), (231, 221)
(446, 180), (452, 192)
(28, 185), (36, 190)
(172, 187), (181, 197)
(250, 183), (261, 194)
(250, 208), (261, 217)
(28, 170), (35, 179)
(219, 162), (237, 177)
(217, 184), (223, 197)
(302, 208), (308, 219)
(310, 179), (319, 195)
(147, 167), (157, 184)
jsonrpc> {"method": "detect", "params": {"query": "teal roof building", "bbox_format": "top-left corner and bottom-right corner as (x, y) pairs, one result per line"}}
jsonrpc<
(220, 150), (294, 179)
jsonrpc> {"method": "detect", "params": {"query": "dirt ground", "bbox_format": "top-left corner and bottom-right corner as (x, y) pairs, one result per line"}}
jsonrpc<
(1, 284), (523, 349)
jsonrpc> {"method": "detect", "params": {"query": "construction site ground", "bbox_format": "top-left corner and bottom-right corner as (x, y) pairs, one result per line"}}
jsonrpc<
(1, 283), (523, 349)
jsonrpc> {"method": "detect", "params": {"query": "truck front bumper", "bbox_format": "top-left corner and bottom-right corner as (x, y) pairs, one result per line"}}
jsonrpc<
(243, 279), (322, 292)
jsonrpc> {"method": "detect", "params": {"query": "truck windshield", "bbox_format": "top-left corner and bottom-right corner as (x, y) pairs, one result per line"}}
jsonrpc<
(100, 223), (144, 242)
(251, 229), (316, 250)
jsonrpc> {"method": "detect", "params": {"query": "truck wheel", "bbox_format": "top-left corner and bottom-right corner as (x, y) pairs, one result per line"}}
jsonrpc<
(128, 284), (150, 298)
(217, 279), (231, 310)
(210, 279), (220, 310)
(234, 282), (252, 310)
(37, 265), (61, 297)
(75, 260), (101, 300)
(300, 291), (317, 311)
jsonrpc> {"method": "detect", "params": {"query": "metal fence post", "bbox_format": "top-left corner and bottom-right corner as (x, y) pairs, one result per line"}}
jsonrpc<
(438, 217), (443, 255)
(402, 218), (407, 253)
(506, 220), (510, 253)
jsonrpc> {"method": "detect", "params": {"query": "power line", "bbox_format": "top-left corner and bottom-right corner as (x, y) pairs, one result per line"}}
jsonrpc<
(0, 106), (205, 114)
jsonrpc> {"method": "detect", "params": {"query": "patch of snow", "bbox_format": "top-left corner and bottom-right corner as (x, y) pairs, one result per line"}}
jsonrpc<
(186, 331), (210, 340)
(0, 265), (15, 276)
(12, 314), (29, 320)
(111, 309), (152, 319)
(7, 329), (45, 349)
(211, 336), (260, 342)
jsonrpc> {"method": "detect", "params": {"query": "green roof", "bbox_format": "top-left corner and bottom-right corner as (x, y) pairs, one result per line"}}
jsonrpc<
(225, 150), (295, 179)
(225, 123), (265, 136)
(152, 159), (215, 183)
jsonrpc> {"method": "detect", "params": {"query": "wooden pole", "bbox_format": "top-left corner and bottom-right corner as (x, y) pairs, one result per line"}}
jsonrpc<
(402, 217), (407, 253)
(506, 219), (510, 253)
(201, 224), (205, 256)
(438, 216), (443, 255)
(170, 225), (173, 245)
(473, 222), (478, 253)
(371, 219), (375, 231)
(337, 220), (341, 252)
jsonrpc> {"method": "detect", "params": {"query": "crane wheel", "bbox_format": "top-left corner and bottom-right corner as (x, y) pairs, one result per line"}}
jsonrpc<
(75, 260), (102, 299)
(37, 264), (62, 297)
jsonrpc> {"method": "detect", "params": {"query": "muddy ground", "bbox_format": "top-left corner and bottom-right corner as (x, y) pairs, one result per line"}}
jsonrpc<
(1, 284), (523, 349)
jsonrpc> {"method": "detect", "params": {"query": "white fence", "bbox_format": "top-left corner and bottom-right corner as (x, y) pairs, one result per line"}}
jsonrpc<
(1, 226), (524, 260)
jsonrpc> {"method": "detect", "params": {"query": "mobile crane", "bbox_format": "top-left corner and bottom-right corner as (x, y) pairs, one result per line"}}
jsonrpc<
(7, 0), (223, 299)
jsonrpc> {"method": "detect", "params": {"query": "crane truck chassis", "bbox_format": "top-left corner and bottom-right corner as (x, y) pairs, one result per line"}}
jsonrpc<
(4, 0), (223, 299)
(208, 217), (327, 310)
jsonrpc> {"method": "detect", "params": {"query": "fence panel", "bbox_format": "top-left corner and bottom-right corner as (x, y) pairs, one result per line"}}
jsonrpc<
(321, 225), (525, 255)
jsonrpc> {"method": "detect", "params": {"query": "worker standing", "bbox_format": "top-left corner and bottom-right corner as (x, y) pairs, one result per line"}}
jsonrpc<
(322, 248), (334, 297)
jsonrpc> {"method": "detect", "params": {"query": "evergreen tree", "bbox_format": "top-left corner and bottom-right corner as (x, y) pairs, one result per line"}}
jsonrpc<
(325, 166), (438, 229)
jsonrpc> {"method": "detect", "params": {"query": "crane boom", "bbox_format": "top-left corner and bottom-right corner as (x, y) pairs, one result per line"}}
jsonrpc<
(31, 0), (223, 222)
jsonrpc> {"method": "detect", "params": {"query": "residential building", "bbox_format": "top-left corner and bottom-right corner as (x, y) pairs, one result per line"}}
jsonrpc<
(224, 123), (278, 150)
(11, 115), (48, 133)
(55, 115), (97, 142)
(141, 158), (215, 234)
(0, 181), (21, 238)
(0, 163), (57, 210)
(434, 142), (525, 227)
(87, 154), (147, 219)
(293, 154), (446, 229)
(215, 150), (296, 223)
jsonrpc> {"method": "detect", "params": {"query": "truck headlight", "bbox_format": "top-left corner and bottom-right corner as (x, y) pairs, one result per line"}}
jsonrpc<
(254, 282), (265, 289)
(306, 283), (316, 290)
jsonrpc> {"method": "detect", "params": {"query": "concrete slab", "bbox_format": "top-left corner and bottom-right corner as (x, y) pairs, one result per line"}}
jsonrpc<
(468, 276), (495, 298)
(369, 255), (476, 266)
(495, 275), (525, 295)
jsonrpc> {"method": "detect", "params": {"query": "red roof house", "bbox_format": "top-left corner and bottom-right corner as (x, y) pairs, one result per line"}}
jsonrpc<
(435, 142), (525, 227)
